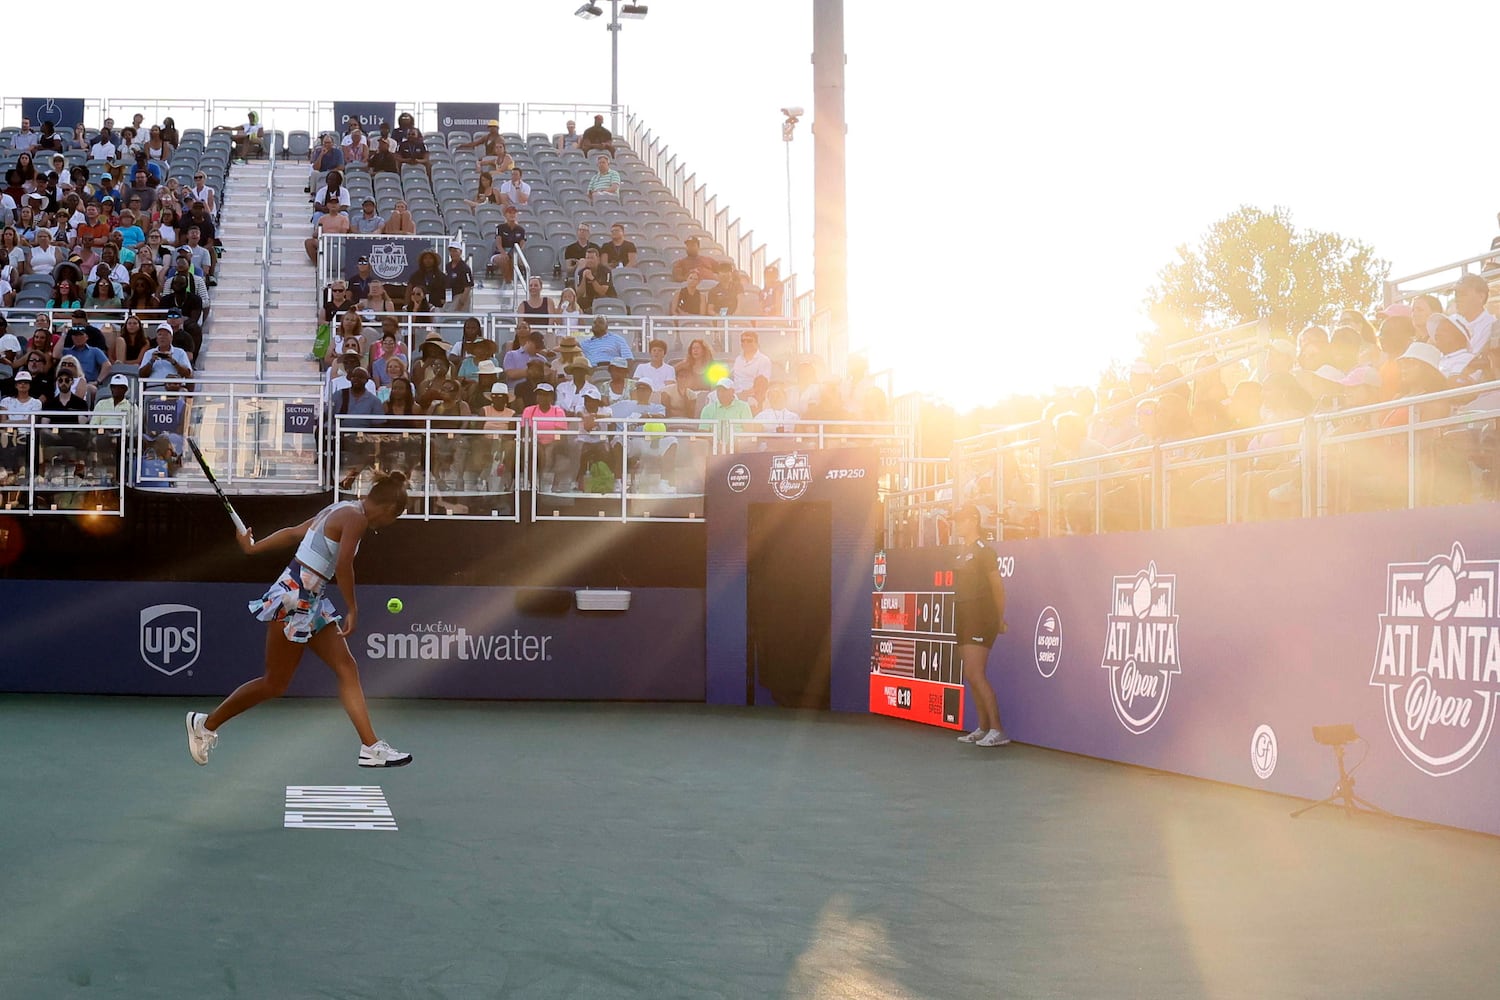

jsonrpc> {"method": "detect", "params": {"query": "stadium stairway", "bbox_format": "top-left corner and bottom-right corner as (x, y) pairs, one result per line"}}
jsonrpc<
(198, 160), (318, 378)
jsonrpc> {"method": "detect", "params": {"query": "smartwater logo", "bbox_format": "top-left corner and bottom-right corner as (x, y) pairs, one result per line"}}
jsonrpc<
(1371, 542), (1500, 777)
(140, 604), (200, 676)
(1101, 562), (1181, 734)
(366, 622), (553, 662)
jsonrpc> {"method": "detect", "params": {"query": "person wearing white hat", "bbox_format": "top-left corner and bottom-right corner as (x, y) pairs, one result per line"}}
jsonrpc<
(138, 323), (192, 385)
(91, 373), (136, 426)
(698, 376), (752, 433)
(521, 381), (568, 491)
(1429, 314), (1475, 378)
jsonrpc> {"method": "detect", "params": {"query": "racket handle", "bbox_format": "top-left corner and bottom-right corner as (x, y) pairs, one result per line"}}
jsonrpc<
(230, 510), (248, 535)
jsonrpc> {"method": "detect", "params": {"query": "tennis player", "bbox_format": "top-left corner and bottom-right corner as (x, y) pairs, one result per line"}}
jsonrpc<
(952, 504), (1011, 747)
(185, 472), (414, 768)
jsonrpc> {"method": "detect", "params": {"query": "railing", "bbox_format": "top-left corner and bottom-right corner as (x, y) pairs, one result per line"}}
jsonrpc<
(529, 417), (717, 523)
(889, 379), (1500, 544)
(255, 130), (278, 379)
(1386, 246), (1500, 304)
(316, 234), (452, 297)
(135, 376), (325, 491)
(0, 416), (127, 515)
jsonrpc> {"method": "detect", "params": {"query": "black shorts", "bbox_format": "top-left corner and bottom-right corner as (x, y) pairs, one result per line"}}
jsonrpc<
(955, 606), (999, 649)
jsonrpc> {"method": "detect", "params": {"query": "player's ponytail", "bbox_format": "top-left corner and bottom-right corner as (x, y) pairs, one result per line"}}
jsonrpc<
(366, 470), (410, 511)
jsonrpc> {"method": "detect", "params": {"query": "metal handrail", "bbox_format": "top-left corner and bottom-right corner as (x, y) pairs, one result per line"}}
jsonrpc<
(255, 130), (278, 379)
(1386, 246), (1500, 303)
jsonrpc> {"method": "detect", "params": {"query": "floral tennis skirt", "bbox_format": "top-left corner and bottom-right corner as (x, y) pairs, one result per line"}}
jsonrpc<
(248, 559), (340, 643)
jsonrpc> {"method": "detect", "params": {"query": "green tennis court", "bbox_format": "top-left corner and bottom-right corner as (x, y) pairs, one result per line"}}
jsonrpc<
(2, 696), (1497, 998)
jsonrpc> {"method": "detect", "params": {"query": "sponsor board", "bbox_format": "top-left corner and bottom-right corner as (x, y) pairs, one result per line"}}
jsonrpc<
(1101, 562), (1181, 734)
(140, 604), (200, 676)
(1034, 606), (1061, 678)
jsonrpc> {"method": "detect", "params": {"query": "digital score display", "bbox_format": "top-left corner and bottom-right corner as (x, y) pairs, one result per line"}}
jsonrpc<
(870, 589), (964, 729)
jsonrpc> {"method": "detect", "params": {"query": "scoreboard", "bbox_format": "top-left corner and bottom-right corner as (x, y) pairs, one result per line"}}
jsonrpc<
(870, 584), (965, 730)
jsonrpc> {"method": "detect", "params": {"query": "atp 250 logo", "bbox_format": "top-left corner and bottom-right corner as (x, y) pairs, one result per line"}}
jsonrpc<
(1371, 543), (1500, 777)
(1101, 562), (1181, 734)
(140, 604), (200, 676)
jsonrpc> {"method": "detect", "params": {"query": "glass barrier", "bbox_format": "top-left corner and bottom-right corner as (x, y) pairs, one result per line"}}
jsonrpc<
(134, 378), (324, 491)
(0, 416), (126, 515)
(530, 417), (716, 523)
(333, 414), (524, 522)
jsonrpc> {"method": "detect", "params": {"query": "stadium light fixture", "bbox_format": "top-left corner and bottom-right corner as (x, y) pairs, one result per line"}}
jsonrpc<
(620, 3), (649, 17)
(575, 3), (603, 18)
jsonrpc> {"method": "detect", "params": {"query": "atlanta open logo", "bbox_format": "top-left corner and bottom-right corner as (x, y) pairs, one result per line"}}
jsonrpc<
(367, 242), (410, 281)
(768, 452), (811, 500)
(1101, 562), (1181, 734)
(1371, 542), (1500, 777)
(140, 603), (200, 676)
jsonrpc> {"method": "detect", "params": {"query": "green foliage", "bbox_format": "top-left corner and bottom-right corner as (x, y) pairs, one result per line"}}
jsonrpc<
(1145, 205), (1389, 343)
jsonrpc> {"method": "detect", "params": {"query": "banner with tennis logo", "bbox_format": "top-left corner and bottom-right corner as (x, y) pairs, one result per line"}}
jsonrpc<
(332, 101), (398, 134)
(339, 236), (434, 283)
(22, 97), (86, 130)
(436, 102), (499, 137)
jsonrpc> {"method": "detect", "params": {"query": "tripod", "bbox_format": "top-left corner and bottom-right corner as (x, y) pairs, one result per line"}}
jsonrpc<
(1291, 741), (1391, 819)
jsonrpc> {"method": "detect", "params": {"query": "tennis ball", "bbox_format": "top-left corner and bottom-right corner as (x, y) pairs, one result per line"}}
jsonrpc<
(386, 597), (404, 614)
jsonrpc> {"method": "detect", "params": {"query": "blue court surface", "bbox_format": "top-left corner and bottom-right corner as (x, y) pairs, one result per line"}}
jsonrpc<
(2, 696), (1498, 999)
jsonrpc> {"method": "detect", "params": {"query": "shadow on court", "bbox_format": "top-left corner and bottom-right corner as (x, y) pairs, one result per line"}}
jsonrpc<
(2, 696), (1498, 999)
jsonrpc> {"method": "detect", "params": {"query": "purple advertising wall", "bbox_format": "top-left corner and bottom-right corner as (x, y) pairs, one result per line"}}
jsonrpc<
(892, 501), (1500, 837)
(0, 582), (703, 702)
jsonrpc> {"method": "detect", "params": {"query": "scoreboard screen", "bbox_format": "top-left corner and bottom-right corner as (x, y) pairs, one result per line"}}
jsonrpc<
(870, 587), (965, 729)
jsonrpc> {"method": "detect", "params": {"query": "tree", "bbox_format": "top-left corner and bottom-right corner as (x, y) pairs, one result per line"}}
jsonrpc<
(1144, 205), (1389, 343)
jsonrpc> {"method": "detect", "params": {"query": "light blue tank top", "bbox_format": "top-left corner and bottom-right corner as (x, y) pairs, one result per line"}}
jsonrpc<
(294, 500), (362, 580)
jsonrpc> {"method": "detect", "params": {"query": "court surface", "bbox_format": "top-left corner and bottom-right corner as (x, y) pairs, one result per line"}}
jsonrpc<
(3, 696), (1499, 999)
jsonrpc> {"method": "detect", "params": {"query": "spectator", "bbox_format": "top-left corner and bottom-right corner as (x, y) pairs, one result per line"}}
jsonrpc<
(498, 168), (531, 210)
(558, 287), (582, 334)
(488, 206), (526, 283)
(187, 171), (217, 216)
(182, 205), (218, 282)
(22, 350), (56, 400)
(382, 199), (416, 235)
(307, 134), (345, 194)
(1452, 273), (1494, 354)
(1430, 315), (1474, 377)
(671, 236), (719, 282)
(369, 122), (400, 174)
(522, 383), (568, 482)
(61, 323), (110, 389)
(1410, 294), (1442, 341)
(466, 172), (502, 209)
(47, 276), (84, 312)
(602, 357), (633, 405)
(231, 112), (263, 163)
(305, 202), (351, 262)
(116, 314), (152, 367)
(128, 151), (164, 189)
(681, 338), (717, 392)
(35, 121), (63, 154)
(91, 373), (136, 427)
(518, 276), (557, 326)
(579, 316), (633, 367)
(699, 377), (753, 431)
(348, 256), (377, 298)
(397, 127), (431, 176)
(600, 223), (638, 270)
(633, 339), (676, 394)
(1376, 315), (1416, 401)
(311, 169), (349, 218)
(457, 122), (512, 173)
(85, 272), (122, 311)
(410, 251), (448, 309)
(503, 331), (550, 391)
(402, 284), (436, 321)
(91, 128), (120, 162)
(563, 224), (600, 286)
(362, 280), (396, 314)
(512, 357), (551, 408)
(586, 155), (622, 203)
(554, 360), (594, 414)
(707, 261), (742, 315)
(341, 122), (369, 167)
(556, 120), (581, 152)
(579, 114), (616, 158)
(379, 366), (415, 407)
(760, 262), (785, 316)
(575, 247), (615, 311)
(731, 331), (772, 392)
(672, 272), (707, 316)
(448, 317), (493, 370)
(755, 383), (801, 433)
(12, 119), (39, 154)
(443, 244), (474, 313)
(113, 209), (145, 250)
(138, 322), (192, 385)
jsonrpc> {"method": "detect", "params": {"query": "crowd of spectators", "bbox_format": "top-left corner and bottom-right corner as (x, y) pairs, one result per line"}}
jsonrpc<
(962, 273), (1500, 536)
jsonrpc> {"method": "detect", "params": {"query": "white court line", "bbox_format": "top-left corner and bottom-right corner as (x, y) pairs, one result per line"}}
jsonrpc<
(285, 785), (397, 831)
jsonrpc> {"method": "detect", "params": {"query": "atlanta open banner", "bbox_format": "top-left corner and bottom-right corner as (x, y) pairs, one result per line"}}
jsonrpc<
(0, 581), (704, 701)
(338, 235), (434, 284)
(888, 500), (1500, 837)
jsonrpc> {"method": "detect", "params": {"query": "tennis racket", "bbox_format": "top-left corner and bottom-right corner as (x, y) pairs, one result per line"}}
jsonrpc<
(185, 437), (247, 535)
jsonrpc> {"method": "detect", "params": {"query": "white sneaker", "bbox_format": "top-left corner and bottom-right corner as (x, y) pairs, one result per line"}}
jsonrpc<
(957, 728), (986, 743)
(977, 729), (1012, 747)
(358, 740), (413, 768)
(185, 712), (218, 765)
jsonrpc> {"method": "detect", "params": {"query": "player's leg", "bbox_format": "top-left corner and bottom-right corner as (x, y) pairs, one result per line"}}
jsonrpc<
(187, 625), (305, 764)
(963, 643), (1010, 746)
(308, 626), (412, 767)
(205, 625), (306, 729)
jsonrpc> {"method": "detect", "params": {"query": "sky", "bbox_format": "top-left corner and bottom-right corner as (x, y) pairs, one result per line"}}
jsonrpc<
(39, 1), (1500, 410)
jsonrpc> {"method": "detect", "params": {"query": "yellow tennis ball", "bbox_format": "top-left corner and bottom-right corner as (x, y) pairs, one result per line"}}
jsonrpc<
(386, 597), (403, 614)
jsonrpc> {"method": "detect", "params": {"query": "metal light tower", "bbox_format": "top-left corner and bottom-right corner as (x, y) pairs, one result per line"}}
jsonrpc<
(782, 109), (801, 281)
(812, 0), (848, 367)
(575, 1), (648, 132)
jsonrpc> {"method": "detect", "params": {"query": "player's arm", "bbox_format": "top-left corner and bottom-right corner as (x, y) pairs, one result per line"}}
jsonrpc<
(237, 515), (316, 556)
(986, 560), (1007, 633)
(332, 509), (370, 636)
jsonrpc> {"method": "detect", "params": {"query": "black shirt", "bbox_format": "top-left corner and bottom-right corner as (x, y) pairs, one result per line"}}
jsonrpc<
(954, 540), (1001, 623)
(497, 223), (526, 252)
(600, 240), (637, 268)
(564, 240), (600, 270)
(43, 393), (89, 425)
(577, 266), (613, 310)
(184, 215), (215, 244)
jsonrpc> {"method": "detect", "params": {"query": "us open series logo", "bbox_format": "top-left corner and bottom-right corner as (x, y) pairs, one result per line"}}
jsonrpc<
(1100, 562), (1181, 734)
(1371, 542), (1500, 777)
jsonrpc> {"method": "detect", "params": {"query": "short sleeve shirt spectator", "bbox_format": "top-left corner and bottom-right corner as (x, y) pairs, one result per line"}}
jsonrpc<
(498, 222), (526, 251)
(587, 170), (622, 194)
(399, 137), (428, 159)
(601, 240), (637, 268)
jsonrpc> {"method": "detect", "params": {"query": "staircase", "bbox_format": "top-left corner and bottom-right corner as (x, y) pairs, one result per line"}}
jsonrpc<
(198, 158), (319, 378)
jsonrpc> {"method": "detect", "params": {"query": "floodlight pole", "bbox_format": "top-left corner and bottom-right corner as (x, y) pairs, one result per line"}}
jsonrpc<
(812, 0), (848, 368)
(609, 0), (621, 133)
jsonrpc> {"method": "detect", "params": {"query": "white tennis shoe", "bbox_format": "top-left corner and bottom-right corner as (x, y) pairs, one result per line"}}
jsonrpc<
(185, 712), (218, 765)
(957, 728), (986, 743)
(358, 740), (413, 768)
(977, 729), (1012, 748)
